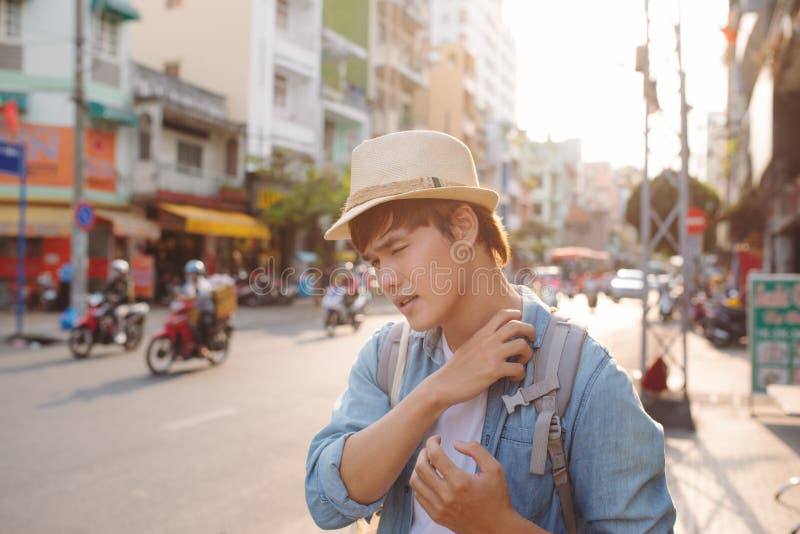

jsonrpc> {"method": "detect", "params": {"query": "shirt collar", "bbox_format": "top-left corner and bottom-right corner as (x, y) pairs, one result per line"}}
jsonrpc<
(419, 284), (551, 362)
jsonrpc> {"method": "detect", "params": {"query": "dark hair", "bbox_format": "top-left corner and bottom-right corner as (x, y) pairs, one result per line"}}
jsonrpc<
(349, 198), (510, 266)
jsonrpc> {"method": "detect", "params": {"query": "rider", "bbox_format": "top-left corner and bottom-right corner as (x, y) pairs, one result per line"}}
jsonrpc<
(103, 259), (134, 343)
(181, 260), (216, 355)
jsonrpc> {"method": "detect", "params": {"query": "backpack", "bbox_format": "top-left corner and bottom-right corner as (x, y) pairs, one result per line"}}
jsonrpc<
(374, 314), (587, 534)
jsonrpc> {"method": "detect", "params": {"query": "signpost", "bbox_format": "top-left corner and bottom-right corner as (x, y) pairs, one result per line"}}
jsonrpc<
(687, 206), (708, 236)
(75, 201), (96, 232)
(749, 273), (800, 393)
(0, 140), (27, 339)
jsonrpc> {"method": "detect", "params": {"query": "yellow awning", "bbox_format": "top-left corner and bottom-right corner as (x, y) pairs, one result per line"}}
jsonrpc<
(96, 209), (161, 240)
(159, 202), (270, 240)
(0, 205), (72, 237)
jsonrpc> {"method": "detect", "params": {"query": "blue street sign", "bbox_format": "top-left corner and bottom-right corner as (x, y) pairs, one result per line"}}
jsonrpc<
(0, 139), (27, 339)
(75, 201), (95, 231)
(0, 141), (24, 175)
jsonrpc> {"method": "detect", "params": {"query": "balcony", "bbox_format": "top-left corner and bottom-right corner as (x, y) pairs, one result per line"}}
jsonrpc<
(271, 116), (317, 157)
(323, 85), (369, 126)
(275, 32), (317, 79)
(132, 162), (239, 199)
(134, 64), (227, 122)
(372, 44), (428, 89)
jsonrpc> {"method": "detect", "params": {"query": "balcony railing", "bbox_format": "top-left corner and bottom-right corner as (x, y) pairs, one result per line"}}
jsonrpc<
(133, 162), (240, 198)
(323, 85), (368, 114)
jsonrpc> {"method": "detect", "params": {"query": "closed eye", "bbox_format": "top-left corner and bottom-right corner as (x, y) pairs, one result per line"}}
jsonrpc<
(391, 245), (408, 255)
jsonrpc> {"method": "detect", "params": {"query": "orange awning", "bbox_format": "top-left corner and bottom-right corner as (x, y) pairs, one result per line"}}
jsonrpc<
(159, 202), (270, 240)
(96, 209), (160, 240)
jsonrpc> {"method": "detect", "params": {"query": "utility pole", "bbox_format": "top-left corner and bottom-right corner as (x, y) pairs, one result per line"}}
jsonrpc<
(70, 0), (88, 315)
(639, 0), (651, 379)
(637, 0), (694, 430)
(677, 9), (691, 403)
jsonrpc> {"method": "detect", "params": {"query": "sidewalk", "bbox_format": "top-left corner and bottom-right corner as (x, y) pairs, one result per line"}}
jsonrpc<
(662, 331), (800, 533)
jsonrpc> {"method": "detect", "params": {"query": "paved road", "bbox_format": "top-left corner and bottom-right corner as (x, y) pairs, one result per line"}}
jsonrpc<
(0, 293), (645, 533)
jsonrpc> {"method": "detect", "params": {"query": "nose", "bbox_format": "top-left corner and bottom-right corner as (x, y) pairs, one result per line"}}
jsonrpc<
(377, 266), (399, 296)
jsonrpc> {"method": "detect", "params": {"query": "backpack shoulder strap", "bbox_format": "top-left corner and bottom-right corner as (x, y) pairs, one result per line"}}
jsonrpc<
(500, 312), (586, 534)
(376, 321), (411, 407)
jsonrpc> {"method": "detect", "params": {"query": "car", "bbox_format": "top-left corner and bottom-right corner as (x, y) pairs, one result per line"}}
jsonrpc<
(609, 269), (646, 302)
(532, 265), (562, 307)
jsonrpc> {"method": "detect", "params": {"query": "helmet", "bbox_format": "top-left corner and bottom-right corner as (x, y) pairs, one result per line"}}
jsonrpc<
(110, 259), (130, 275)
(184, 259), (206, 275)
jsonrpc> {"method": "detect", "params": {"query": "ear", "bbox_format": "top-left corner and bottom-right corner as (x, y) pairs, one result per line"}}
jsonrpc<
(450, 204), (479, 244)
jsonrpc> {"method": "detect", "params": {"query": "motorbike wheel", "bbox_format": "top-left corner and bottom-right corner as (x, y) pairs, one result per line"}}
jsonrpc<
(206, 328), (230, 366)
(123, 320), (144, 351)
(68, 326), (93, 359)
(146, 335), (175, 375)
(325, 311), (338, 337)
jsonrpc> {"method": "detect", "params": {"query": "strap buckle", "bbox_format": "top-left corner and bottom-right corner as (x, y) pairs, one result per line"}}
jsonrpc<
(502, 388), (529, 415)
(548, 414), (562, 439)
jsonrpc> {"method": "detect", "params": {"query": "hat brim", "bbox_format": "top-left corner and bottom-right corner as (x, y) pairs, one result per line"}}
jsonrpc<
(324, 186), (500, 241)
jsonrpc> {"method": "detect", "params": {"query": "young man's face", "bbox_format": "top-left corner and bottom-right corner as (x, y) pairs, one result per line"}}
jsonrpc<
(363, 224), (461, 331)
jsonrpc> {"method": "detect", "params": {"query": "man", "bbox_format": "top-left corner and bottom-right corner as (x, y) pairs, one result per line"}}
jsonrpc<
(181, 259), (215, 356)
(103, 259), (134, 344)
(305, 131), (675, 533)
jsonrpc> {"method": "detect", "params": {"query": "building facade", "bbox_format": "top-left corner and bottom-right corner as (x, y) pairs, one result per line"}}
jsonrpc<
(129, 0), (323, 166)
(0, 0), (150, 300)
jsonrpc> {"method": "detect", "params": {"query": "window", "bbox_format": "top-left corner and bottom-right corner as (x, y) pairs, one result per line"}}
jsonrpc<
(225, 138), (238, 177)
(166, 0), (183, 8)
(273, 74), (287, 108)
(276, 0), (289, 30)
(92, 12), (119, 59)
(164, 61), (180, 78)
(177, 141), (203, 172)
(533, 203), (542, 216)
(138, 114), (151, 161)
(0, 0), (21, 41)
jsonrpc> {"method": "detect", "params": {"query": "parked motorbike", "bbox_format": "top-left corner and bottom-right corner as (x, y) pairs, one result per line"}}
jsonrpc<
(145, 299), (233, 375)
(236, 270), (297, 307)
(68, 294), (149, 359)
(703, 298), (747, 347)
(322, 285), (370, 336)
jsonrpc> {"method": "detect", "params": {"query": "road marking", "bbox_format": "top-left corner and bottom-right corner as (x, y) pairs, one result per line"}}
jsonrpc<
(162, 407), (238, 431)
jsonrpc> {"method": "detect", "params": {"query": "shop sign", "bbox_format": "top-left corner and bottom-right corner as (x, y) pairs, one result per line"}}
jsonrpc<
(749, 273), (800, 392)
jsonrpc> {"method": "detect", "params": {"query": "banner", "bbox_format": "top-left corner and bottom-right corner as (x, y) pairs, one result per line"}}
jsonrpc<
(0, 123), (116, 192)
(132, 254), (155, 300)
(749, 273), (800, 392)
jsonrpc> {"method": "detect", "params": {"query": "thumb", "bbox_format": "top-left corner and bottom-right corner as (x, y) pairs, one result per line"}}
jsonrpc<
(454, 440), (495, 473)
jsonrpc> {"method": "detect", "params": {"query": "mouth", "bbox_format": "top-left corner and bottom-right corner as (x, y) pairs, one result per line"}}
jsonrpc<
(395, 294), (419, 312)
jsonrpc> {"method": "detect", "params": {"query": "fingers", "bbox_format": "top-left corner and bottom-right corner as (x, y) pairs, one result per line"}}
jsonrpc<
(482, 308), (522, 334)
(413, 445), (446, 491)
(453, 440), (501, 476)
(424, 435), (462, 482)
(494, 319), (537, 345)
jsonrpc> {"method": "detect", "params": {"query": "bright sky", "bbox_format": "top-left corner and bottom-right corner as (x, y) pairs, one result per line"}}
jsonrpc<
(503, 0), (730, 174)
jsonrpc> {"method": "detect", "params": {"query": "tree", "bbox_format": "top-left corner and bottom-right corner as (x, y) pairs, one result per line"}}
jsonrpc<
(261, 167), (350, 268)
(509, 218), (554, 263)
(624, 170), (721, 254)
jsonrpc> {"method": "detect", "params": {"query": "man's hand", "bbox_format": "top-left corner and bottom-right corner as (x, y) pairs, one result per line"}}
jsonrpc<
(426, 309), (536, 408)
(409, 436), (543, 534)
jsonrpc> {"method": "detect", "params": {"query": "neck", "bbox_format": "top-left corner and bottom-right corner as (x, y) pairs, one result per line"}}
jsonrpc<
(440, 266), (522, 350)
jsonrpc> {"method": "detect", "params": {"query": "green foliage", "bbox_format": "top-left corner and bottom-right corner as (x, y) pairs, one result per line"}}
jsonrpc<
(624, 170), (722, 254)
(262, 168), (350, 228)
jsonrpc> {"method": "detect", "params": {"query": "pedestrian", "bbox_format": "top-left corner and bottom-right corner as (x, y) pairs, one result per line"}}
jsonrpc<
(305, 131), (675, 533)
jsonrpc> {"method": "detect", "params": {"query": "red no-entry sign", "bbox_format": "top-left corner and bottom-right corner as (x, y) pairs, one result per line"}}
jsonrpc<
(687, 206), (708, 235)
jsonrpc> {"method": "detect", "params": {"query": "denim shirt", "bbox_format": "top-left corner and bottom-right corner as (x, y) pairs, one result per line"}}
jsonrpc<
(306, 287), (676, 533)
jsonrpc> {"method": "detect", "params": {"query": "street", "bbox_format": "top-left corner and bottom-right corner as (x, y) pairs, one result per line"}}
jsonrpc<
(0, 294), (649, 533)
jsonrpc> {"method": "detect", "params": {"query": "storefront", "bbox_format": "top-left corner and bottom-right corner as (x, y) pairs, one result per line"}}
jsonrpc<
(148, 202), (271, 300)
(0, 203), (159, 306)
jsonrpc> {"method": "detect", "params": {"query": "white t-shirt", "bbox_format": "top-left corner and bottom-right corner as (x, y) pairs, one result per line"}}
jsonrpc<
(411, 335), (489, 534)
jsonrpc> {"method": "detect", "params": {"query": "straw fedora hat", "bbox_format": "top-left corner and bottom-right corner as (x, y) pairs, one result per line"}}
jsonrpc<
(324, 130), (499, 240)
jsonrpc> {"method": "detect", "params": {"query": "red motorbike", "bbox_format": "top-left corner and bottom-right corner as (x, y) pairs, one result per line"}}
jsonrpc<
(145, 299), (233, 375)
(68, 294), (149, 359)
